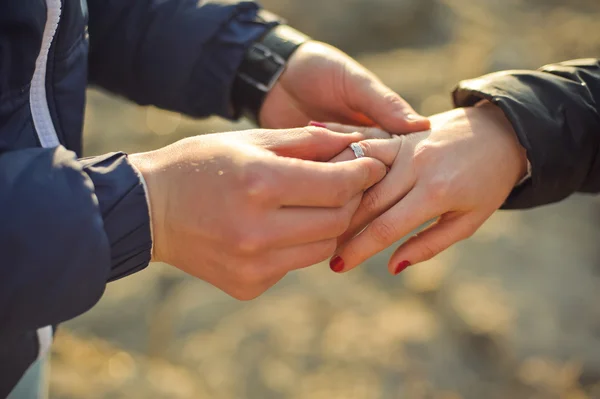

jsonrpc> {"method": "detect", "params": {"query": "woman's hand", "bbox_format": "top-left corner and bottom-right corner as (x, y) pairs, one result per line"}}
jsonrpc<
(130, 127), (386, 300)
(326, 104), (528, 274)
(259, 41), (430, 133)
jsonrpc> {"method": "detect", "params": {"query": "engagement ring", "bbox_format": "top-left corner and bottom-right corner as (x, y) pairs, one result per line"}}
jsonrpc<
(350, 142), (365, 159)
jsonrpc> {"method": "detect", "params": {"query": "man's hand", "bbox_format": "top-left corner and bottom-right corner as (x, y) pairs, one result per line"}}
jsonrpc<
(130, 127), (386, 300)
(259, 41), (430, 133)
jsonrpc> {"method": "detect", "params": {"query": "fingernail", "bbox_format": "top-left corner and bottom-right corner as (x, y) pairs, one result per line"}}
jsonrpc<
(405, 113), (427, 122)
(309, 121), (327, 128)
(394, 260), (411, 275)
(329, 256), (345, 273)
(386, 166), (391, 173)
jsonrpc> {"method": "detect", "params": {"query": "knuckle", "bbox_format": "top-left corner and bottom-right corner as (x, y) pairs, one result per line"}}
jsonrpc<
(412, 141), (436, 167)
(360, 127), (389, 140)
(320, 240), (338, 259)
(362, 188), (382, 214)
(241, 163), (276, 204)
(382, 91), (405, 108)
(235, 231), (267, 254)
(331, 183), (354, 207)
(308, 240), (338, 266)
(357, 141), (371, 157)
(419, 239), (439, 261)
(424, 178), (452, 204)
(226, 224), (268, 255)
(305, 126), (329, 138)
(369, 219), (398, 244)
(236, 261), (266, 286)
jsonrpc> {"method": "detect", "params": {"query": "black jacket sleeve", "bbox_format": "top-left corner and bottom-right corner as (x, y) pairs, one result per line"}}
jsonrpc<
(0, 147), (152, 337)
(452, 58), (600, 209)
(87, 0), (280, 119)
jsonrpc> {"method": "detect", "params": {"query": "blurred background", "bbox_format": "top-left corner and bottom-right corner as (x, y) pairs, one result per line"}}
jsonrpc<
(50, 0), (600, 398)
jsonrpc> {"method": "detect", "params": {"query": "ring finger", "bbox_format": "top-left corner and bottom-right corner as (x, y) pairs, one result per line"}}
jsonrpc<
(333, 187), (442, 273)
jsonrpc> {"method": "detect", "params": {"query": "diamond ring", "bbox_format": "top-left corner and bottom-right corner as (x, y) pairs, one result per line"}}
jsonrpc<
(350, 142), (365, 159)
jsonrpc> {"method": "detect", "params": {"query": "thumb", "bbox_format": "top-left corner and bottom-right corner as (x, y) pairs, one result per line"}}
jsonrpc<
(387, 213), (481, 274)
(350, 77), (430, 134)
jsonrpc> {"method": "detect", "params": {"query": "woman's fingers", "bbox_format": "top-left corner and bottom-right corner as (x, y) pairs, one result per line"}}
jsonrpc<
(331, 189), (441, 273)
(387, 213), (484, 274)
(337, 159), (417, 246)
(331, 137), (416, 245)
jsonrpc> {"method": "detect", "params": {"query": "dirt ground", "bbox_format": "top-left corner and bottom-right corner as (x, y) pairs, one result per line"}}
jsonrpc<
(49, 1), (600, 398)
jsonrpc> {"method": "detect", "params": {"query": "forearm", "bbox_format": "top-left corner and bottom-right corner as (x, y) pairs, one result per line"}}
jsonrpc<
(453, 58), (600, 209)
(87, 0), (280, 119)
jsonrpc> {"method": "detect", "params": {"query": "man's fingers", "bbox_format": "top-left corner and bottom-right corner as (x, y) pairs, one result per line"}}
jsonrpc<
(317, 123), (392, 140)
(387, 213), (483, 274)
(228, 236), (342, 300)
(332, 189), (440, 273)
(251, 127), (371, 162)
(262, 238), (339, 273)
(349, 77), (430, 134)
(223, 237), (340, 300)
(263, 195), (362, 248)
(273, 157), (386, 207)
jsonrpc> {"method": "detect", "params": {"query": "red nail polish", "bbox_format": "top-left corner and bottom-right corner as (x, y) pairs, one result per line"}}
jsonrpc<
(309, 121), (327, 128)
(330, 256), (345, 273)
(394, 260), (411, 275)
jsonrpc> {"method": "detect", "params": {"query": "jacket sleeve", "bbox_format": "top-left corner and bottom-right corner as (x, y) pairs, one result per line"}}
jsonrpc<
(86, 0), (280, 119)
(0, 146), (152, 337)
(452, 58), (600, 209)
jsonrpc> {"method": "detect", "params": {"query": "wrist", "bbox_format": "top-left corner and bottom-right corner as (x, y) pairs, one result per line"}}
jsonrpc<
(232, 24), (309, 124)
(476, 104), (529, 184)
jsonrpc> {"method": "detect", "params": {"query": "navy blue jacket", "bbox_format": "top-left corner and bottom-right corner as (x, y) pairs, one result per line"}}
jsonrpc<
(0, 0), (277, 394)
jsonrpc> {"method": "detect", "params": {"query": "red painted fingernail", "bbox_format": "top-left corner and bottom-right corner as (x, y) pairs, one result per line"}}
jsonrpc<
(394, 260), (411, 275)
(309, 121), (327, 128)
(329, 256), (345, 273)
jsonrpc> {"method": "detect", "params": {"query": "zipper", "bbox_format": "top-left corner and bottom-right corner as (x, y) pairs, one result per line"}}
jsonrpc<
(30, 0), (62, 361)
(30, 0), (62, 149)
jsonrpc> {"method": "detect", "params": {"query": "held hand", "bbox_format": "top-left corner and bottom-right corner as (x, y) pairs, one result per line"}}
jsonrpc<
(326, 105), (528, 274)
(130, 127), (386, 300)
(259, 41), (430, 133)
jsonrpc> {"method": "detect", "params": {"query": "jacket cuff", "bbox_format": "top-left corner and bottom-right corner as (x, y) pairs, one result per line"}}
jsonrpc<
(79, 153), (152, 281)
(452, 70), (597, 209)
(187, 5), (281, 119)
